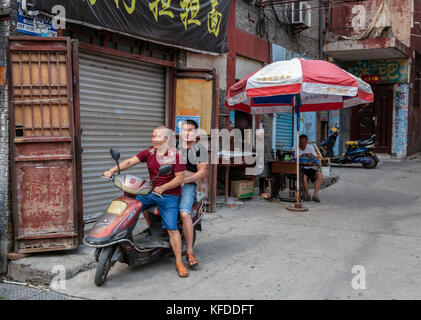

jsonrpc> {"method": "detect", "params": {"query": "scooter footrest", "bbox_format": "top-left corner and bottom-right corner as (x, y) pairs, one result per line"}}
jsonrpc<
(134, 235), (170, 249)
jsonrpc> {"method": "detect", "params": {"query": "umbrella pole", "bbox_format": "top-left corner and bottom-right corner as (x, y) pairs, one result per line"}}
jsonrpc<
(287, 95), (309, 212)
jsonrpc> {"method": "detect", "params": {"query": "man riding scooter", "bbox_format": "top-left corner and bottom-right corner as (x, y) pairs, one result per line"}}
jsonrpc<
(103, 126), (189, 278)
(176, 120), (208, 268)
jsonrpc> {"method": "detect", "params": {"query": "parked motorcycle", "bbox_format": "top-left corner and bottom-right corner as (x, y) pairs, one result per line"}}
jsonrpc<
(318, 127), (379, 169)
(83, 148), (207, 286)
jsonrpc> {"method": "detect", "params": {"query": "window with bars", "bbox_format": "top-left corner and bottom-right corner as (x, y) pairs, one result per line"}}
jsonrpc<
(11, 50), (71, 138)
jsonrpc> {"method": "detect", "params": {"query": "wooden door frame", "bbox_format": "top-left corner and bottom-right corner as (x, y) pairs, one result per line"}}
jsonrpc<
(373, 85), (394, 154)
(350, 84), (394, 154)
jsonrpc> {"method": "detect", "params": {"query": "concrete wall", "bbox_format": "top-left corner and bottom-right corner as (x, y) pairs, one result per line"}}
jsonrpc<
(0, 0), (17, 274)
(293, 112), (317, 146)
(186, 52), (227, 91)
(392, 83), (409, 157)
(339, 108), (351, 156)
(262, 113), (274, 162)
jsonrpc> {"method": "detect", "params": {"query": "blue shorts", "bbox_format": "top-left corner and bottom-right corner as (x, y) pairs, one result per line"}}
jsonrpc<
(179, 183), (197, 216)
(135, 193), (180, 230)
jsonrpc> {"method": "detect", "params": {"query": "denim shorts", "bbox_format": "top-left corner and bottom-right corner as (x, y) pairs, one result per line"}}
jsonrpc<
(179, 183), (197, 216)
(135, 193), (180, 230)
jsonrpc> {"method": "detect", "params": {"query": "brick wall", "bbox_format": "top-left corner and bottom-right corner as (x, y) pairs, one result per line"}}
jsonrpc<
(0, 0), (17, 274)
(236, 0), (321, 59)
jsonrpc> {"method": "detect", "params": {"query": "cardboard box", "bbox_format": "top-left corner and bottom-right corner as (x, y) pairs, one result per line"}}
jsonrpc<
(231, 180), (254, 199)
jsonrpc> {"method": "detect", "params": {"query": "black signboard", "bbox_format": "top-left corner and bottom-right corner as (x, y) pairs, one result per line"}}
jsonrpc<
(33, 0), (232, 53)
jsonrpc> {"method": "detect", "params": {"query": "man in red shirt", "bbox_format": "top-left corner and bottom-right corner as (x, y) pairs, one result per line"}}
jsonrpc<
(104, 126), (188, 277)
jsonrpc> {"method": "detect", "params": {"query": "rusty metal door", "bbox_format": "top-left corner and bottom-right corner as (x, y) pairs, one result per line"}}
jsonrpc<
(7, 37), (79, 254)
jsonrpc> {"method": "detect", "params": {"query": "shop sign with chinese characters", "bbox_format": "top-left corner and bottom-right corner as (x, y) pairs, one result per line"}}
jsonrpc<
(33, 0), (232, 53)
(345, 59), (410, 84)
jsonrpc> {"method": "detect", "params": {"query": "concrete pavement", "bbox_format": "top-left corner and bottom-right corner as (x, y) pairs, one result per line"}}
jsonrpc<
(0, 281), (77, 300)
(45, 158), (421, 300)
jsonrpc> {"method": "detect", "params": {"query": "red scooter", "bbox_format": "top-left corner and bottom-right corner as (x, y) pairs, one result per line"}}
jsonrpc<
(84, 148), (206, 286)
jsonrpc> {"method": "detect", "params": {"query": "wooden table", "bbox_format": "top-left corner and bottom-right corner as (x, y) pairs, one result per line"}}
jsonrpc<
(268, 160), (316, 201)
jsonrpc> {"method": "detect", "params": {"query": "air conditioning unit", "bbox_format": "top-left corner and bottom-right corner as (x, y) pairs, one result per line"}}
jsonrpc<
(291, 1), (311, 29)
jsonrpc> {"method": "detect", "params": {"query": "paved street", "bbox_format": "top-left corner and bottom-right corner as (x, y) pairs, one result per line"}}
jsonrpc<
(0, 281), (76, 300)
(5, 158), (421, 300)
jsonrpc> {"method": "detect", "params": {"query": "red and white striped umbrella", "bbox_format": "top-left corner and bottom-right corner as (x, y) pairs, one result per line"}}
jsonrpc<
(225, 58), (373, 114)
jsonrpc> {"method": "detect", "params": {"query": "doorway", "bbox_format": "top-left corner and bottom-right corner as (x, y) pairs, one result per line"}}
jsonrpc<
(351, 85), (393, 154)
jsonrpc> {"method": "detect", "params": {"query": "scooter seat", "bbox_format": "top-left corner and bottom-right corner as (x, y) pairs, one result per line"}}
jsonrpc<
(357, 139), (374, 146)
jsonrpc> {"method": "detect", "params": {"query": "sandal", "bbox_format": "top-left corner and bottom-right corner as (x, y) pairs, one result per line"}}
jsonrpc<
(176, 262), (189, 277)
(186, 253), (199, 267)
(312, 196), (321, 203)
(260, 192), (271, 200)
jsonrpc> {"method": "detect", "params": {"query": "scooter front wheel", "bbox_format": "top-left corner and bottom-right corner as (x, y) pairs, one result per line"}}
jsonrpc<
(94, 246), (114, 287)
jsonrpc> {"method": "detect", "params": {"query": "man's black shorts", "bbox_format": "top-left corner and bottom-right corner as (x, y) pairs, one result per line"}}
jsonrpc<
(303, 168), (318, 183)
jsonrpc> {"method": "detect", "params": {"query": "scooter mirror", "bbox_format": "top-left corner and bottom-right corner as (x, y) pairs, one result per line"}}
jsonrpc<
(158, 165), (173, 176)
(110, 148), (120, 163)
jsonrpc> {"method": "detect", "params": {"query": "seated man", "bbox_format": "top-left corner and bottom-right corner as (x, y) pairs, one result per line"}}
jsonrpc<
(176, 120), (208, 268)
(104, 125), (189, 278)
(292, 134), (323, 203)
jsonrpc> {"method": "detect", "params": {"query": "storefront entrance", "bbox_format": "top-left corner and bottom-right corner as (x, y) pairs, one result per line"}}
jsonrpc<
(351, 85), (393, 154)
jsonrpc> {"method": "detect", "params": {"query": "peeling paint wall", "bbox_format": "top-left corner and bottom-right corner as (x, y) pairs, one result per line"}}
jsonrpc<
(392, 83), (409, 157)
(294, 112), (317, 145)
(330, 0), (412, 47)
(186, 52), (227, 91)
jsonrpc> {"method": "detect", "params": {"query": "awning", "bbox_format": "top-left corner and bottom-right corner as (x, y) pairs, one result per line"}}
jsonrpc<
(323, 37), (411, 61)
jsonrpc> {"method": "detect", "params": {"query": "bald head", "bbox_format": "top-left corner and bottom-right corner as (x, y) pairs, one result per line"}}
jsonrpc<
(152, 125), (174, 149)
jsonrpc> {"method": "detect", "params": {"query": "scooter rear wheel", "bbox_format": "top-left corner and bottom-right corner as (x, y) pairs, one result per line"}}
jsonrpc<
(362, 155), (378, 169)
(94, 246), (114, 287)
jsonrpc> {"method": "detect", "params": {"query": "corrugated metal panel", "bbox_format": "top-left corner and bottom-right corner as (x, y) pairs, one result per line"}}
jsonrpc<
(79, 51), (166, 220)
(275, 113), (293, 150)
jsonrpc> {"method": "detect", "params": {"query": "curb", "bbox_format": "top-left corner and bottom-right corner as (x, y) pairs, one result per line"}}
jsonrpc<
(6, 245), (96, 286)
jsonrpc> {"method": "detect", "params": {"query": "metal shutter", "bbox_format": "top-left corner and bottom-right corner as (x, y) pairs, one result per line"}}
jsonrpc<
(275, 113), (293, 150)
(79, 51), (166, 221)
